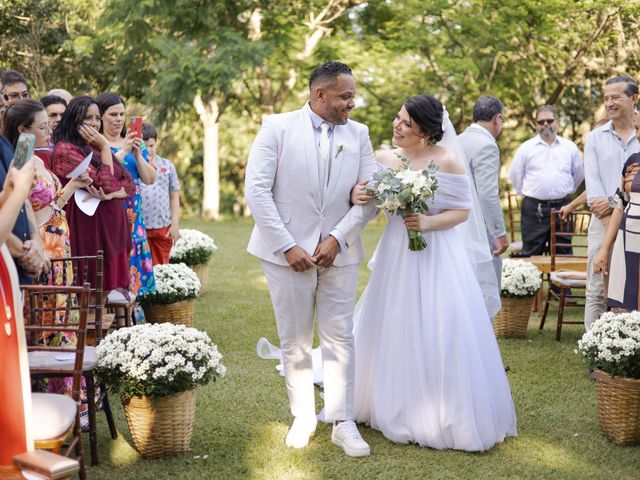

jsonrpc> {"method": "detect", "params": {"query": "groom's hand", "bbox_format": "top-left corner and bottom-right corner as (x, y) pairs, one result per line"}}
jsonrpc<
(312, 236), (340, 268)
(284, 246), (315, 272)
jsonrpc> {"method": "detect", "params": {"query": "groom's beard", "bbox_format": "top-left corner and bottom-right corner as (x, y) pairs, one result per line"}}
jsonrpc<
(325, 105), (351, 125)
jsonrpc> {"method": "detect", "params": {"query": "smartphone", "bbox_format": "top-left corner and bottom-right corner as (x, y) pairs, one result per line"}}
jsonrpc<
(129, 116), (143, 139)
(13, 133), (36, 169)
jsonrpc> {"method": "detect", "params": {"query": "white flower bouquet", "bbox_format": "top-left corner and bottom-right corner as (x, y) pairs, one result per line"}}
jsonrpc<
(97, 323), (226, 399)
(170, 229), (218, 266)
(577, 311), (640, 379)
(367, 154), (438, 250)
(139, 263), (201, 306)
(500, 259), (542, 297)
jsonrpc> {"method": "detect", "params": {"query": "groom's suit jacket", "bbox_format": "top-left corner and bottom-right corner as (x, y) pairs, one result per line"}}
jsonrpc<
(245, 103), (377, 267)
(458, 124), (506, 248)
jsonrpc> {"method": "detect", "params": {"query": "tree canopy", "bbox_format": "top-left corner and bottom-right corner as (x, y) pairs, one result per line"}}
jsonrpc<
(1, 0), (639, 217)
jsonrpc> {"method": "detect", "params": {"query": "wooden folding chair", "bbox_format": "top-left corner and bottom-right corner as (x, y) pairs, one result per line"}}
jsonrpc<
(539, 209), (591, 341)
(22, 283), (91, 480)
(506, 191), (523, 255)
(46, 251), (118, 466)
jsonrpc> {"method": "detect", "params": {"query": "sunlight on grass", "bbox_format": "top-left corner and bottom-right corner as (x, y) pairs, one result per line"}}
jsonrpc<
(108, 431), (140, 467)
(246, 421), (315, 480)
(506, 436), (591, 472)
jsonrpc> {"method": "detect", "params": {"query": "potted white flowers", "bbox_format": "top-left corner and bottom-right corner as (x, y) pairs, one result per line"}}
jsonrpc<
(140, 263), (201, 327)
(170, 229), (218, 293)
(493, 259), (542, 338)
(97, 323), (226, 457)
(577, 310), (640, 445)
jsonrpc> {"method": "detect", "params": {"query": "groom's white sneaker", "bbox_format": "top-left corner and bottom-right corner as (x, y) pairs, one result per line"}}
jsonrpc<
(332, 421), (370, 457)
(285, 416), (317, 448)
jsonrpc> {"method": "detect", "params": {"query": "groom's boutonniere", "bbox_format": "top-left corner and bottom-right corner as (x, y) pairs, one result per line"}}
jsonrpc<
(336, 144), (345, 158)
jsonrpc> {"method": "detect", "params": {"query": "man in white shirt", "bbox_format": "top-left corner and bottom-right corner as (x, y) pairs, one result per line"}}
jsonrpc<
(584, 75), (640, 330)
(509, 105), (584, 257)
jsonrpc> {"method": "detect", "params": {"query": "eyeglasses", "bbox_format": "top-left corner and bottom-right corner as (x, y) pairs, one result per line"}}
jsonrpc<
(536, 118), (555, 125)
(3, 91), (30, 101)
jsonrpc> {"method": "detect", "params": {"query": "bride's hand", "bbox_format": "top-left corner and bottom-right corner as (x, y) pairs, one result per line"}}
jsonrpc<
(350, 180), (374, 205)
(404, 213), (430, 232)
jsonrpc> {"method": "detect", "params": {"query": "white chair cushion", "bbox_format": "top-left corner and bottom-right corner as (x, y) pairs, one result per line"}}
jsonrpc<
(28, 346), (98, 371)
(31, 393), (76, 440)
(550, 271), (587, 288)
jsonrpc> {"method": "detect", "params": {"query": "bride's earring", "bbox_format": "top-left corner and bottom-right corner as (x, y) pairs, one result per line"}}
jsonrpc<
(419, 137), (427, 146)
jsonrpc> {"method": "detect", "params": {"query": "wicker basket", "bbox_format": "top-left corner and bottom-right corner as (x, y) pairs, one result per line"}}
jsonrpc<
(122, 389), (197, 457)
(190, 263), (210, 294)
(143, 299), (195, 327)
(493, 295), (534, 338)
(594, 369), (640, 445)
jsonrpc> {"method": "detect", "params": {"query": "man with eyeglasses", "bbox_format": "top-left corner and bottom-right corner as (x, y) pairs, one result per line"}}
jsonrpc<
(584, 75), (640, 331)
(1, 70), (29, 105)
(509, 105), (584, 258)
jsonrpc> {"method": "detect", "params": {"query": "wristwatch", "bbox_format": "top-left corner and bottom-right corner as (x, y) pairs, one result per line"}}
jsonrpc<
(607, 195), (617, 209)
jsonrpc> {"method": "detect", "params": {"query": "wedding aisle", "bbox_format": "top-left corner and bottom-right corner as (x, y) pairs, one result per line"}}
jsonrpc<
(87, 219), (639, 480)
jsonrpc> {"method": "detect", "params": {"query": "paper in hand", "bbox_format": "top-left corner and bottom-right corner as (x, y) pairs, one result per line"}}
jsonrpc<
(74, 189), (100, 216)
(65, 151), (93, 178)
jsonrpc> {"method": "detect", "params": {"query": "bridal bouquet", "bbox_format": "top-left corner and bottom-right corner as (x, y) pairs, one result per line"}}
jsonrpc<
(577, 311), (640, 379)
(97, 323), (226, 399)
(170, 229), (218, 266)
(367, 154), (438, 250)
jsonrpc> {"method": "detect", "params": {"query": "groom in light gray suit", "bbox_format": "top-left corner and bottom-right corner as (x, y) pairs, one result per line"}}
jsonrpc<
(459, 96), (508, 287)
(245, 62), (375, 456)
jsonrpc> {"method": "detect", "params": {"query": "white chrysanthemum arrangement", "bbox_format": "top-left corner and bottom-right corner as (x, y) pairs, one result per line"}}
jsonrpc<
(500, 259), (542, 297)
(97, 323), (226, 399)
(170, 229), (218, 266)
(577, 310), (640, 379)
(140, 263), (200, 306)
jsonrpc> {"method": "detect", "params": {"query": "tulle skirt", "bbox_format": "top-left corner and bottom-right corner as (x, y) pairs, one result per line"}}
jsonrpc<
(352, 217), (517, 451)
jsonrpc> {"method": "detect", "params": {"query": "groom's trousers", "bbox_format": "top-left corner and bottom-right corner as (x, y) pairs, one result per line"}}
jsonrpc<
(261, 260), (359, 422)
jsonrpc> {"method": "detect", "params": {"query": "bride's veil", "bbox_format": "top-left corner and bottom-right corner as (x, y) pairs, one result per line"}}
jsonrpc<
(438, 107), (502, 319)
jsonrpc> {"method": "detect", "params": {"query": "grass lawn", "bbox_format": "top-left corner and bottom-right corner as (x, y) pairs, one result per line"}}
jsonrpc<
(88, 218), (639, 480)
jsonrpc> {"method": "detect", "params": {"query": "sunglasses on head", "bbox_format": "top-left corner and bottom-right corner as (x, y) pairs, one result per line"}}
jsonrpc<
(537, 118), (555, 125)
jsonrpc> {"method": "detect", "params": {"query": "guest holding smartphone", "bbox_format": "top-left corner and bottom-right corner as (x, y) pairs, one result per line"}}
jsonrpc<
(96, 93), (156, 299)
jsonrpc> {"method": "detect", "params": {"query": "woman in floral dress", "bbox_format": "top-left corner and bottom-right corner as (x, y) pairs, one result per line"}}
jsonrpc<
(2, 98), (93, 425)
(96, 92), (156, 299)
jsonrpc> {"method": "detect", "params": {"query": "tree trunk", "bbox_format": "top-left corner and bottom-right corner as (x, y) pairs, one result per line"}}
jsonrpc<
(194, 95), (220, 220)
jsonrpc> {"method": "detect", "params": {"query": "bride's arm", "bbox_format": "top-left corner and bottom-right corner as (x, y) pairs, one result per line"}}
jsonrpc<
(404, 208), (469, 232)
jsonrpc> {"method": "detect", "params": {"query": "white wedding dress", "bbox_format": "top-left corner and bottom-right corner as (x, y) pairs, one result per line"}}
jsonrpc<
(351, 171), (516, 451)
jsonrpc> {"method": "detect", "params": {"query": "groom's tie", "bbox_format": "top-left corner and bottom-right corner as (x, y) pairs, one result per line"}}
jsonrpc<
(319, 122), (331, 189)
(319, 122), (331, 162)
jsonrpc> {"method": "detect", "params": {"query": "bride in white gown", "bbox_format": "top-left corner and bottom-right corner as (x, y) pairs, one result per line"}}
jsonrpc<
(350, 95), (516, 451)
(257, 94), (516, 452)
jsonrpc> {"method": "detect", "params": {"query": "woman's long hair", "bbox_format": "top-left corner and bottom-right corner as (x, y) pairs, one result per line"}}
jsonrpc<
(52, 95), (108, 168)
(52, 95), (96, 148)
(2, 98), (45, 149)
(96, 92), (126, 137)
